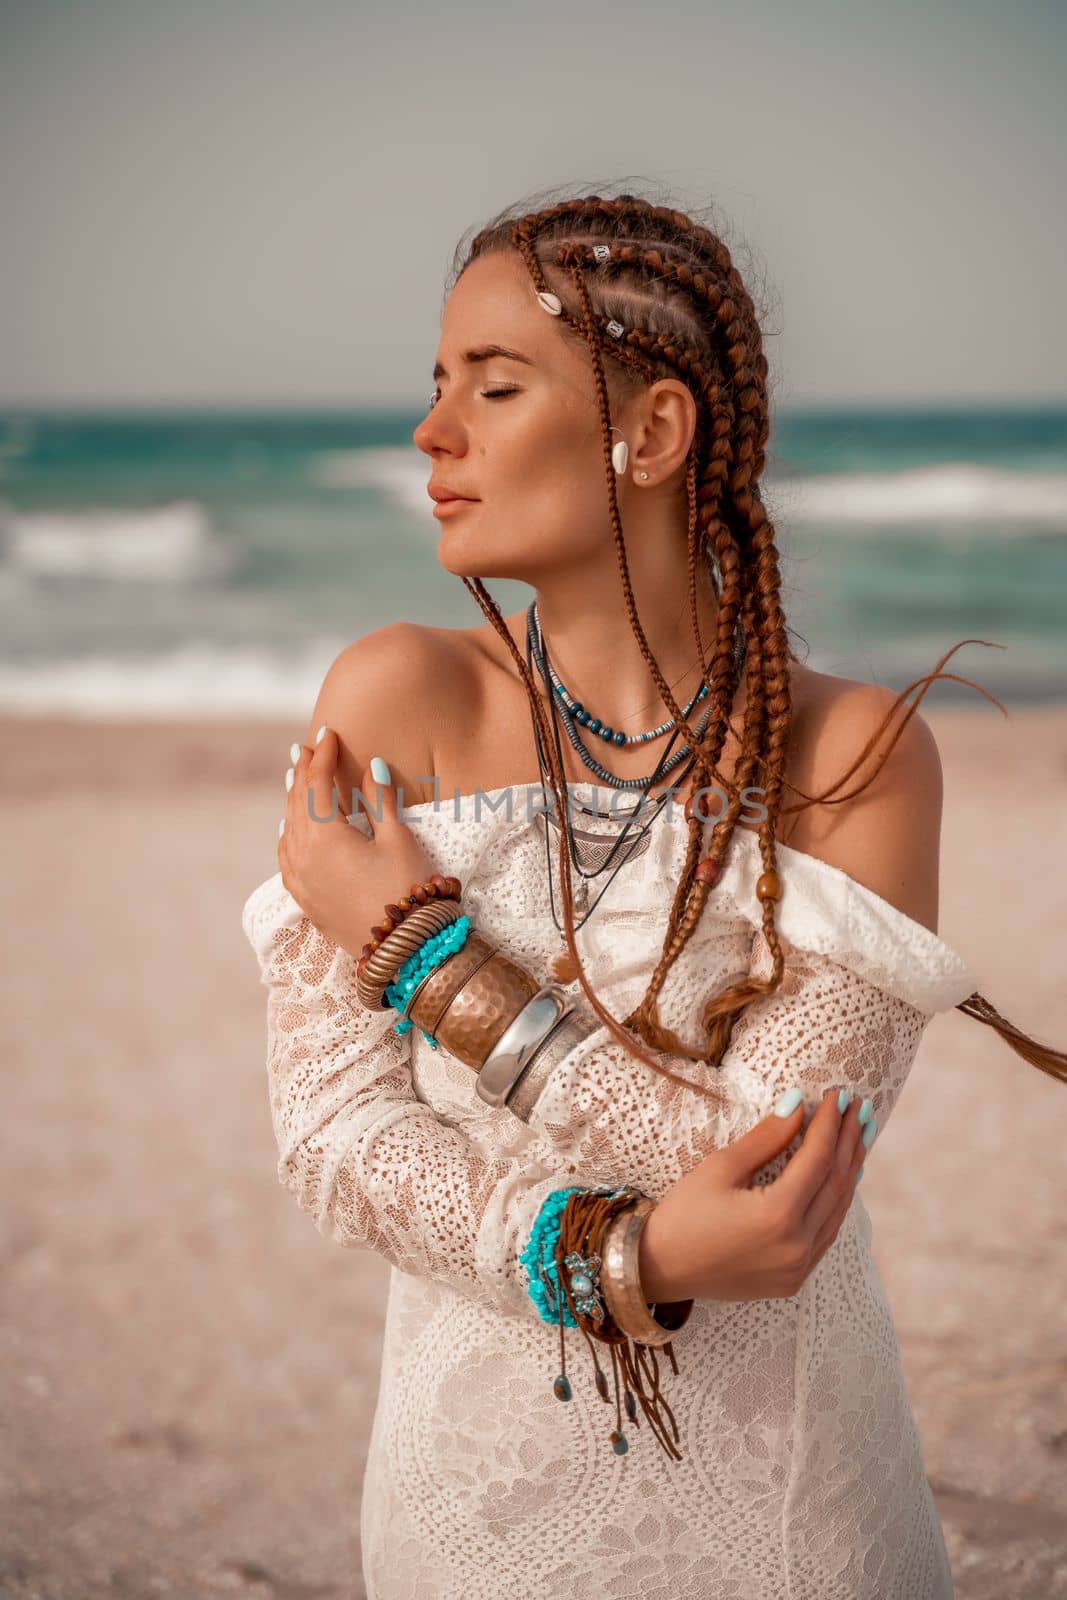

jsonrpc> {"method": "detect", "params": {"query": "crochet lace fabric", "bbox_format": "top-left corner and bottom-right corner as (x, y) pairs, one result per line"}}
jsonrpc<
(241, 782), (977, 1599)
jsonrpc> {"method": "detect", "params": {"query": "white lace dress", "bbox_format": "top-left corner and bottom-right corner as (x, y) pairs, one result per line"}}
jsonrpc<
(241, 781), (978, 1600)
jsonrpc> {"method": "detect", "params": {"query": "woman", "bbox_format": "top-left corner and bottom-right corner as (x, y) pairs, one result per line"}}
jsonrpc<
(241, 190), (1065, 1599)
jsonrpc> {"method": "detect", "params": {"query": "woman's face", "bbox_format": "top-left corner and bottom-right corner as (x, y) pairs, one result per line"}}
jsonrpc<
(413, 250), (626, 582)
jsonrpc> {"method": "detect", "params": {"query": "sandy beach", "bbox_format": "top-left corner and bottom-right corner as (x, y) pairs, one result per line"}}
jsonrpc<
(3, 702), (1066, 1600)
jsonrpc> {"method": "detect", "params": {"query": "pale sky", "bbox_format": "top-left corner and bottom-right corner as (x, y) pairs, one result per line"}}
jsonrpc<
(2, 0), (1064, 408)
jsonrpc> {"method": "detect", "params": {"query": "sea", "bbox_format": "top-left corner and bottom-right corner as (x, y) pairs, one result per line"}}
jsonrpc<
(0, 405), (1064, 720)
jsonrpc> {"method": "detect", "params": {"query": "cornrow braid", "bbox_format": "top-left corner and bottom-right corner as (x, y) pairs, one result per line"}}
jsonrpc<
(447, 187), (1067, 1089)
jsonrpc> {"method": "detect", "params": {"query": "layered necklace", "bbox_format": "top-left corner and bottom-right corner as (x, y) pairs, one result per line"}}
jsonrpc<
(523, 599), (746, 982)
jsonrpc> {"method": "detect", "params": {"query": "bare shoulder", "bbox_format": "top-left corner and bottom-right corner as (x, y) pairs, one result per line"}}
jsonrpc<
(301, 621), (444, 803)
(785, 667), (943, 933)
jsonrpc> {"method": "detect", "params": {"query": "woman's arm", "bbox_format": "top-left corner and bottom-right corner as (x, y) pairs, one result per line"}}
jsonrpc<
(243, 873), (870, 1317)
(519, 932), (931, 1197)
(244, 872), (630, 1324)
(514, 687), (946, 1188)
(247, 640), (936, 1320)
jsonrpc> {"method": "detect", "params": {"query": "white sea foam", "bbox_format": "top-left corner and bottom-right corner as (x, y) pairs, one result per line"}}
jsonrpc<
(0, 499), (235, 582)
(307, 447), (431, 515)
(0, 638), (348, 719)
(775, 464), (1067, 529)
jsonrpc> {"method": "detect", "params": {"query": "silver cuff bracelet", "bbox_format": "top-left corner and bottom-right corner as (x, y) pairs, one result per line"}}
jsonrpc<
(501, 1004), (596, 1123)
(475, 985), (574, 1110)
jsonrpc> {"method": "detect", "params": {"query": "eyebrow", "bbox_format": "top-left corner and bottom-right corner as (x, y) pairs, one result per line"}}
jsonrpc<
(432, 344), (536, 381)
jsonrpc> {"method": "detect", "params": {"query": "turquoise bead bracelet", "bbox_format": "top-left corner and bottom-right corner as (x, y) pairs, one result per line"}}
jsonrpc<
(521, 1183), (630, 1329)
(383, 915), (473, 1046)
(520, 1186), (587, 1328)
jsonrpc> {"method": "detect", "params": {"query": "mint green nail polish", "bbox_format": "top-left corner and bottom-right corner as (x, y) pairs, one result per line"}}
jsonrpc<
(857, 1097), (874, 1126)
(315, 725), (328, 744)
(837, 1088), (851, 1114)
(289, 741), (301, 764)
(857, 1164), (865, 1181)
(774, 1087), (804, 1118)
(370, 756), (391, 786)
(861, 1117), (878, 1150)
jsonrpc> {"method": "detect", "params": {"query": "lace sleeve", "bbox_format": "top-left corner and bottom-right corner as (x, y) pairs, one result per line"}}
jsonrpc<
(241, 872), (618, 1325)
(519, 930), (935, 1199)
(511, 833), (981, 1198)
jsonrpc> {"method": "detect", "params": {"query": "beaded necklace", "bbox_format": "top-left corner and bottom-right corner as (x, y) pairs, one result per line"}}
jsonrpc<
(524, 607), (747, 981)
(539, 613), (711, 749)
(528, 600), (716, 791)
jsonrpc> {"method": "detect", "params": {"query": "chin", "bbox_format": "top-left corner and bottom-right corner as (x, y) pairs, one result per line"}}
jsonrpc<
(434, 532), (529, 583)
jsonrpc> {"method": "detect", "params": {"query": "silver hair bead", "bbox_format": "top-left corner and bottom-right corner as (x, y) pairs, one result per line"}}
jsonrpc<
(593, 244), (611, 263)
(606, 319), (624, 339)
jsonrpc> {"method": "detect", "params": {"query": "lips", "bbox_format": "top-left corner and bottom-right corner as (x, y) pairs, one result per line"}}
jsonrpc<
(428, 484), (479, 504)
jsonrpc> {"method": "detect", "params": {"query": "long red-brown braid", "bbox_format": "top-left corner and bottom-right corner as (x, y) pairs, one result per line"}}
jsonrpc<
(550, 236), (792, 1060)
(594, 236), (794, 1057)
(452, 191), (1067, 1085)
(559, 248), (770, 1063)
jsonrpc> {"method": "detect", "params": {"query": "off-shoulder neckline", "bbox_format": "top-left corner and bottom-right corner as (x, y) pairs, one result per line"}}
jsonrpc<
(395, 777), (971, 981)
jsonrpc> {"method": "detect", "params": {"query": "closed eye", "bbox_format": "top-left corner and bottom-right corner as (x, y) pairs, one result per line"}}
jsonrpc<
(428, 384), (520, 409)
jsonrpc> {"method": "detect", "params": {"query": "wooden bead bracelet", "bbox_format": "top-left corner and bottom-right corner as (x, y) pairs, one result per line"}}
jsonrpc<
(356, 874), (463, 974)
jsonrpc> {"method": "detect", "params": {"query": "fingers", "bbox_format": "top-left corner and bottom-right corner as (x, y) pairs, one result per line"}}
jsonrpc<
(280, 729), (402, 845)
(802, 1090), (866, 1242)
(305, 726), (351, 822)
(809, 1127), (866, 1266)
(770, 1085), (846, 1214)
(279, 725), (342, 851)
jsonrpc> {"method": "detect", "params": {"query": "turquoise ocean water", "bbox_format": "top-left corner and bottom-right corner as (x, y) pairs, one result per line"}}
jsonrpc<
(0, 406), (1064, 718)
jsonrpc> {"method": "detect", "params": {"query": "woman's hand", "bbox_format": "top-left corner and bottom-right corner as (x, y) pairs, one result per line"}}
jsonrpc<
(277, 730), (441, 961)
(638, 1087), (868, 1303)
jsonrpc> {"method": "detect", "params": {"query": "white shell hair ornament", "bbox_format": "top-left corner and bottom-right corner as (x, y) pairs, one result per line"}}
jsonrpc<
(535, 244), (610, 317)
(532, 269), (639, 478)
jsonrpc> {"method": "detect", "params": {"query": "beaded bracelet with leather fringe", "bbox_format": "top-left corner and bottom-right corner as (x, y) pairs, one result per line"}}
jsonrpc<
(555, 1188), (684, 1462)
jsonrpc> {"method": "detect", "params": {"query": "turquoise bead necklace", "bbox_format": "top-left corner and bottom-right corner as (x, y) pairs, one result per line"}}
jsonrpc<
(527, 600), (736, 792)
(522, 599), (746, 966)
(542, 622), (710, 748)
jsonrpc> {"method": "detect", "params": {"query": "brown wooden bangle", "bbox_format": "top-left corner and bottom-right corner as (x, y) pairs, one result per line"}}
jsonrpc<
(355, 900), (462, 1011)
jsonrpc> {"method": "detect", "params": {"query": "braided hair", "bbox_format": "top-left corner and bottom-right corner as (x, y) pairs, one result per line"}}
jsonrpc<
(442, 185), (1066, 1091)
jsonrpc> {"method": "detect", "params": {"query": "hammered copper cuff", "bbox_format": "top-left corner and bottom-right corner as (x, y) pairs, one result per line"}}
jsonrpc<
(600, 1196), (694, 1348)
(405, 930), (497, 1038)
(410, 943), (540, 1069)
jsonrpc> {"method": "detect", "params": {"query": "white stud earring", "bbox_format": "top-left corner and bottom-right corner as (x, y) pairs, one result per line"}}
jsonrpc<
(536, 291), (562, 316)
(609, 427), (628, 475)
(639, 470), (649, 480)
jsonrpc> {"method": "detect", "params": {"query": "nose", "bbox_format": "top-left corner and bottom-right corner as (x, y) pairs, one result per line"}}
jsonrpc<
(412, 408), (436, 452)
(413, 394), (464, 457)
